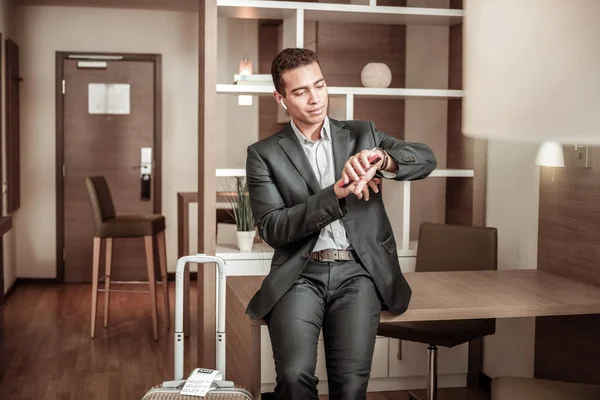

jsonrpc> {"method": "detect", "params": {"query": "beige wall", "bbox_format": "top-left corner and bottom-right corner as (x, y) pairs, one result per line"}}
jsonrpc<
(11, 5), (259, 278)
(483, 140), (540, 378)
(2, 0), (15, 294)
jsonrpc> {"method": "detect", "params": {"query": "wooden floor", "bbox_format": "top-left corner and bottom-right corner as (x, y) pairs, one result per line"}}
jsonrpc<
(0, 284), (490, 400)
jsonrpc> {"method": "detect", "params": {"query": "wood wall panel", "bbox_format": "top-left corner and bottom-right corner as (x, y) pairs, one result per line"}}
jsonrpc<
(354, 98), (405, 140)
(445, 177), (472, 226)
(444, 20), (472, 226)
(536, 158), (600, 384)
(450, 0), (463, 9)
(198, 0), (218, 369)
(471, 139), (487, 227)
(316, 21), (406, 139)
(446, 102), (469, 168)
(258, 23), (286, 140)
(445, 17), (486, 227)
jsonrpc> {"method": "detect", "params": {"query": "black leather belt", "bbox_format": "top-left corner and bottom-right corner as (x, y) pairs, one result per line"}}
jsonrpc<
(310, 249), (356, 262)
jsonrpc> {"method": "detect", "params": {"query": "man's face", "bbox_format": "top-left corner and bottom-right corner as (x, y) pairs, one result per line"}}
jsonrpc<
(276, 62), (328, 128)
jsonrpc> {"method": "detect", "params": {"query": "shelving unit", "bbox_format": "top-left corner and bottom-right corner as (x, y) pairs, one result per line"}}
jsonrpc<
(214, 0), (477, 250)
(209, 1), (479, 390)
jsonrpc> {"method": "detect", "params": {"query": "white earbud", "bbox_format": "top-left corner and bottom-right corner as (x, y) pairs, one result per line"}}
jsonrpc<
(280, 100), (288, 110)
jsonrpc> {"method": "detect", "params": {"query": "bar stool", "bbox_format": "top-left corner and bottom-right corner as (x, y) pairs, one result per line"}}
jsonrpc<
(85, 176), (170, 340)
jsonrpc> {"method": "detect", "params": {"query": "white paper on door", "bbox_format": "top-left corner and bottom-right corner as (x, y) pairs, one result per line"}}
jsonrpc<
(88, 83), (130, 115)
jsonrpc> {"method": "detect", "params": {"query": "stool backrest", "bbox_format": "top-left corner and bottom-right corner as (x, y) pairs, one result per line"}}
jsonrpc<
(415, 222), (497, 272)
(85, 176), (117, 228)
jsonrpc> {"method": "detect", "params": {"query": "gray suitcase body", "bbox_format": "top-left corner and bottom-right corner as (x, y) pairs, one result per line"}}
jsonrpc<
(142, 255), (253, 400)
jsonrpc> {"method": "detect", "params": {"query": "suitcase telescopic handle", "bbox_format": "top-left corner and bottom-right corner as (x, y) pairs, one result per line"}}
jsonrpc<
(174, 254), (227, 381)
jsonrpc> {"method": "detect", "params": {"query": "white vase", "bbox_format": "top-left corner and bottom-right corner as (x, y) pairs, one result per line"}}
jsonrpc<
(236, 230), (256, 252)
(360, 62), (392, 88)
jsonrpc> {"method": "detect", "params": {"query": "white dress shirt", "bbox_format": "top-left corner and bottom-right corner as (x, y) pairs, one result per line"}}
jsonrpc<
(290, 116), (351, 252)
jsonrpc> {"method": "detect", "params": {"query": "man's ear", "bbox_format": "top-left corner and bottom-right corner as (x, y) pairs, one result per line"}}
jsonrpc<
(273, 91), (287, 110)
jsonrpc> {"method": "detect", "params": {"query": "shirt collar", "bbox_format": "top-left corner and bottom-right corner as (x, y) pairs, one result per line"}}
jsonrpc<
(290, 115), (331, 144)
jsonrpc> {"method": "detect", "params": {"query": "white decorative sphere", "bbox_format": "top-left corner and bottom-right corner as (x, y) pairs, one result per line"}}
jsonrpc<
(360, 63), (392, 88)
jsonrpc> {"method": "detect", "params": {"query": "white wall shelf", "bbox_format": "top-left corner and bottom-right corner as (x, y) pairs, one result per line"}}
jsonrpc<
(217, 84), (463, 99)
(217, 168), (247, 177)
(429, 169), (474, 177)
(217, 0), (463, 26)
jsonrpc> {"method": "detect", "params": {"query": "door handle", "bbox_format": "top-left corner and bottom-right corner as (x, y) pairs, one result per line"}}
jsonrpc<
(132, 162), (155, 170)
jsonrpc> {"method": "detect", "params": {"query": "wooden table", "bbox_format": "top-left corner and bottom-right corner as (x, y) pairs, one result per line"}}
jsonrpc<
(225, 270), (600, 399)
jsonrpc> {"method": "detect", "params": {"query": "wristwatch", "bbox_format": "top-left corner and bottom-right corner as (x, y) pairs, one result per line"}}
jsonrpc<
(372, 147), (389, 170)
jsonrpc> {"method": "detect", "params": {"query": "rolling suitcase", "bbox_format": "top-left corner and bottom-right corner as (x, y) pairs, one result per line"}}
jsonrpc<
(142, 254), (253, 399)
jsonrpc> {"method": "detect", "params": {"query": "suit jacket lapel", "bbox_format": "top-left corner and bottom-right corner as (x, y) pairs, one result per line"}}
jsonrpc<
(330, 119), (351, 182)
(278, 125), (321, 194)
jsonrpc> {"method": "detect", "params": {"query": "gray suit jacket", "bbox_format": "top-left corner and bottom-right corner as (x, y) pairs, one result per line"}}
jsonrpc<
(245, 118), (437, 319)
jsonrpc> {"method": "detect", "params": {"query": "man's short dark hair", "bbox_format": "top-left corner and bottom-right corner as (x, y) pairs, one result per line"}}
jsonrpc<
(271, 48), (320, 97)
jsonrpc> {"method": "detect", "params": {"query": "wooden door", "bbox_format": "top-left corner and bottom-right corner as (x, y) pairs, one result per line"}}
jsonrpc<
(60, 56), (160, 283)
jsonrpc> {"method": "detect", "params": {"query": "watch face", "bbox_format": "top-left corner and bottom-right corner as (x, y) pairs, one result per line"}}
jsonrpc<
(368, 155), (382, 165)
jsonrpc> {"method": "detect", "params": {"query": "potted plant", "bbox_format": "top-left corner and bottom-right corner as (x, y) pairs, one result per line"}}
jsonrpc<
(226, 177), (256, 252)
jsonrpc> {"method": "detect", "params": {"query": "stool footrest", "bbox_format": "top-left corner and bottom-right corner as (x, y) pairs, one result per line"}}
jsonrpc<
(98, 279), (167, 285)
(97, 289), (151, 294)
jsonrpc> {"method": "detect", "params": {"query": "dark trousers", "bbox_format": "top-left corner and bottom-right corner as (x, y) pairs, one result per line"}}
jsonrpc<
(264, 259), (382, 400)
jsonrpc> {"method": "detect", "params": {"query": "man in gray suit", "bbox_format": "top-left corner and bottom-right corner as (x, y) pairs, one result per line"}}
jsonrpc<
(245, 48), (437, 400)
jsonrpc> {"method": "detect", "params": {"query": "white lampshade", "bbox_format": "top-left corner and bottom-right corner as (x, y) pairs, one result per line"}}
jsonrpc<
(463, 0), (600, 145)
(535, 142), (564, 167)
